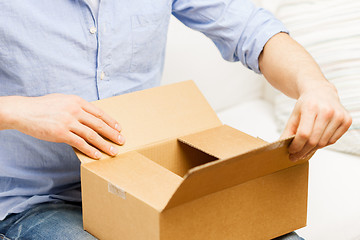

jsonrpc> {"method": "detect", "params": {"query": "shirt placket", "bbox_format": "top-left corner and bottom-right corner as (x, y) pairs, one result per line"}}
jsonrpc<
(82, 0), (110, 100)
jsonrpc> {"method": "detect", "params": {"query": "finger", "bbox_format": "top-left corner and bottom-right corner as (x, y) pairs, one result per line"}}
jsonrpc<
(291, 110), (348, 161)
(80, 100), (121, 132)
(304, 108), (332, 150)
(289, 142), (317, 162)
(290, 148), (317, 162)
(79, 111), (125, 145)
(317, 114), (344, 148)
(66, 132), (102, 159)
(289, 110), (316, 154)
(70, 122), (119, 156)
(328, 115), (353, 145)
(280, 107), (300, 139)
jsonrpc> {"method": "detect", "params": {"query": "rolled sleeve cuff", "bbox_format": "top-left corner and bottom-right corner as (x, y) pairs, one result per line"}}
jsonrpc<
(244, 21), (289, 74)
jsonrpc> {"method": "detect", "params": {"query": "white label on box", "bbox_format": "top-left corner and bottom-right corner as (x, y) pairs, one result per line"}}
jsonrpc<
(108, 182), (126, 200)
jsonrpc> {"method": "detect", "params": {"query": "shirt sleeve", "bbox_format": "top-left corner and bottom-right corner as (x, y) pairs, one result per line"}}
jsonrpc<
(172, 0), (289, 73)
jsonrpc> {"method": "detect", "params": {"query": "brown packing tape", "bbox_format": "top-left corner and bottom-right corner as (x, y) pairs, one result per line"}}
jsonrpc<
(108, 182), (127, 200)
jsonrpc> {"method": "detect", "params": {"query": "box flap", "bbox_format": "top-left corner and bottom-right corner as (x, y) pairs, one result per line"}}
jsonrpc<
(76, 81), (222, 164)
(163, 136), (312, 210)
(83, 151), (183, 211)
(178, 125), (268, 159)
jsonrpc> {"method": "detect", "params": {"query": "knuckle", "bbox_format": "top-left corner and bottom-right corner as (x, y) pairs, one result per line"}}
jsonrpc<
(323, 108), (335, 119)
(73, 138), (86, 148)
(95, 120), (106, 132)
(298, 131), (310, 140)
(65, 95), (83, 109)
(345, 116), (353, 128)
(96, 109), (105, 118)
(335, 113), (345, 124)
(96, 123), (104, 132)
(307, 138), (317, 148)
(66, 104), (81, 116)
(305, 102), (317, 112)
(86, 131), (98, 141)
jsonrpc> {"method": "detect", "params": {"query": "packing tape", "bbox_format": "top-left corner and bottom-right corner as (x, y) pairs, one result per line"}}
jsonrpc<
(108, 182), (126, 200)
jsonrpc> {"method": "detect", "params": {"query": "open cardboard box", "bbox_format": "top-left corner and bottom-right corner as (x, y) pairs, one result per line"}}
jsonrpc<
(75, 80), (310, 240)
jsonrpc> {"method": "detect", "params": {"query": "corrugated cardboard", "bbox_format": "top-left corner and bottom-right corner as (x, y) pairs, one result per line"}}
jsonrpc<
(76, 80), (311, 240)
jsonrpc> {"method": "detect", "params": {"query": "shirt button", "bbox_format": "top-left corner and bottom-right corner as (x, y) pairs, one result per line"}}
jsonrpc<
(89, 27), (97, 34)
(100, 71), (105, 80)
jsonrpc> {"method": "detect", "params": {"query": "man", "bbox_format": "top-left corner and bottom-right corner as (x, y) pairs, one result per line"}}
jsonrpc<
(0, 0), (351, 239)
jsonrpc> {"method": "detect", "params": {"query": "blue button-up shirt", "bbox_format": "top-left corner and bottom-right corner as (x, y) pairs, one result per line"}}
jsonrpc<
(0, 0), (287, 220)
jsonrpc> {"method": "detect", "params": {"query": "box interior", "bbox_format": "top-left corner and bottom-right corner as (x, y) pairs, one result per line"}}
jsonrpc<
(137, 139), (218, 178)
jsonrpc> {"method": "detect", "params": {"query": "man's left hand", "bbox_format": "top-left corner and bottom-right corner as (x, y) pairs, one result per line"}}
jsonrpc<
(281, 82), (352, 161)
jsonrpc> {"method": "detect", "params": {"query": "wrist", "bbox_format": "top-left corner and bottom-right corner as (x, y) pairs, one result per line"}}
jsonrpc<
(296, 76), (337, 98)
(0, 96), (22, 130)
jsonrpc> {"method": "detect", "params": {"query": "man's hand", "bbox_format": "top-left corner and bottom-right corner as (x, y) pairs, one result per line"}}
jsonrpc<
(259, 33), (352, 161)
(0, 94), (125, 159)
(280, 83), (352, 161)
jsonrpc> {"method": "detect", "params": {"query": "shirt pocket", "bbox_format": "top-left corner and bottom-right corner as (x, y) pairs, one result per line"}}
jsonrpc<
(130, 13), (170, 73)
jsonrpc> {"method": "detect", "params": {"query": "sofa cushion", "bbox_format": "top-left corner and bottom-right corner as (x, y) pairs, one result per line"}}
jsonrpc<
(218, 99), (279, 142)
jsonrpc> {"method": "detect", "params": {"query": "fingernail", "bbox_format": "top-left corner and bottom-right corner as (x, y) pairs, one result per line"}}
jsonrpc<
(95, 151), (102, 159)
(118, 135), (125, 145)
(115, 123), (122, 132)
(110, 146), (119, 156)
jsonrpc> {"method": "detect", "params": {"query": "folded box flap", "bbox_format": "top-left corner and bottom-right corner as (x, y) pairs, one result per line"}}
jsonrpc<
(178, 125), (268, 159)
(83, 151), (183, 211)
(76, 81), (222, 164)
(163, 136), (311, 210)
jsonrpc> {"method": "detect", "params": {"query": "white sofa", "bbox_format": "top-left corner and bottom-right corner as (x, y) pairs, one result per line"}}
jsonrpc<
(162, 15), (360, 240)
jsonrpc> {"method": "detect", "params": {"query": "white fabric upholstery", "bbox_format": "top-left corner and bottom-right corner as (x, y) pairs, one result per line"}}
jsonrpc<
(218, 99), (279, 142)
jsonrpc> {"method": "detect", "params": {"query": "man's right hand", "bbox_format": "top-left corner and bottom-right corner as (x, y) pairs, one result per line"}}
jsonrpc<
(0, 94), (125, 159)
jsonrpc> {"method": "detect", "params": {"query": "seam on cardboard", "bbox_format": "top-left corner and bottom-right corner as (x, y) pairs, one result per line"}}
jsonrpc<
(108, 182), (127, 199)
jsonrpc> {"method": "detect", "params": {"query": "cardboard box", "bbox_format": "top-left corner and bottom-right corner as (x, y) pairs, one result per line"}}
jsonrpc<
(75, 80), (310, 240)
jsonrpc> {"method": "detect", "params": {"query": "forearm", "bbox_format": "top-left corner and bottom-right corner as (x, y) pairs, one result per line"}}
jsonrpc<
(259, 32), (352, 161)
(0, 96), (18, 130)
(259, 32), (336, 99)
